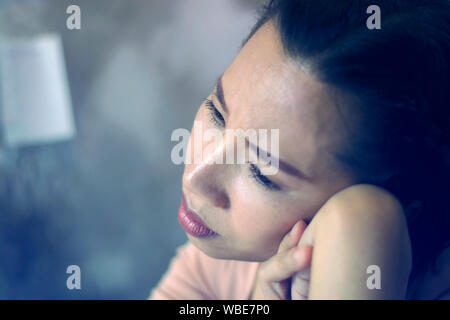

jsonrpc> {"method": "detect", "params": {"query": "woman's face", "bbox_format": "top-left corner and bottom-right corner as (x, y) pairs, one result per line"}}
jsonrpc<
(182, 21), (357, 261)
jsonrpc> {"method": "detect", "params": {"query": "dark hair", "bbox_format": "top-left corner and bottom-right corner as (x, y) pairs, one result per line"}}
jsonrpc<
(246, 0), (450, 298)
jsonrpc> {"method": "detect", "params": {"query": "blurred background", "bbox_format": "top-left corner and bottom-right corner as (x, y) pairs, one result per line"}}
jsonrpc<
(0, 0), (263, 299)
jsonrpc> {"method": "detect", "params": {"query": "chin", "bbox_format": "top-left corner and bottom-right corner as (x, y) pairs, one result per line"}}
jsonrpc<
(188, 235), (269, 262)
(188, 235), (235, 260)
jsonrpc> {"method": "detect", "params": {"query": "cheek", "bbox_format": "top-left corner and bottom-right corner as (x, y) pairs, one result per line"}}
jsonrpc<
(228, 180), (300, 258)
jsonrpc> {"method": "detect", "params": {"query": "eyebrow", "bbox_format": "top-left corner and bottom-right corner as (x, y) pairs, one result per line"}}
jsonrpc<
(214, 74), (313, 182)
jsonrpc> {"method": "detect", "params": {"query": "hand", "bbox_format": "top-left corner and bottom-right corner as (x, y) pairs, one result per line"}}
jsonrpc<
(251, 220), (313, 300)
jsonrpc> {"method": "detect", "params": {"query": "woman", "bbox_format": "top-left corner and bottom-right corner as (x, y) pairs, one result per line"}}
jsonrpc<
(151, 0), (450, 299)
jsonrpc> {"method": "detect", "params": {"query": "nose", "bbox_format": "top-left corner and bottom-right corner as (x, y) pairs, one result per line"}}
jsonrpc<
(183, 127), (230, 210)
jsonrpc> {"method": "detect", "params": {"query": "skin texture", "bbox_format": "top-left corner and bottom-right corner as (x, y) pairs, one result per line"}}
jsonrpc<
(307, 184), (412, 299)
(181, 20), (412, 298)
(183, 20), (356, 262)
(250, 184), (412, 300)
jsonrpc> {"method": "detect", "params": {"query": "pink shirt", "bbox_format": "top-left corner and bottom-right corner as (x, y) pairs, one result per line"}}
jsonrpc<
(149, 241), (260, 300)
(149, 241), (450, 300)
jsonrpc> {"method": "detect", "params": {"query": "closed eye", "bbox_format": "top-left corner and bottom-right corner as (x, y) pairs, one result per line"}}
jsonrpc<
(204, 98), (225, 127)
(249, 163), (281, 191)
(204, 97), (281, 192)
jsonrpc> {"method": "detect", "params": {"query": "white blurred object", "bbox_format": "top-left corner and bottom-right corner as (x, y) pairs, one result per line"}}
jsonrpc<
(0, 33), (76, 147)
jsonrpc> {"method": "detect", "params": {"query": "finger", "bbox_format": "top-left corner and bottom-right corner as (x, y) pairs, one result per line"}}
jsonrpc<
(295, 268), (311, 282)
(271, 281), (287, 299)
(259, 280), (286, 300)
(277, 220), (307, 254)
(291, 273), (310, 299)
(294, 245), (312, 271)
(260, 245), (311, 283)
(292, 291), (308, 300)
(291, 246), (313, 300)
(252, 280), (284, 300)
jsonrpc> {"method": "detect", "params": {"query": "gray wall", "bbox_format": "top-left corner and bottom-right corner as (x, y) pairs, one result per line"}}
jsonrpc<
(0, 0), (263, 299)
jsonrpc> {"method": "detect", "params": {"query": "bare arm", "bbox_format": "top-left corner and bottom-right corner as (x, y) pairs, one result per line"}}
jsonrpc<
(308, 184), (412, 299)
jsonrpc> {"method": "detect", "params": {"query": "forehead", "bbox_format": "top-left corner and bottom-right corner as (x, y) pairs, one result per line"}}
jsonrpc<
(221, 21), (346, 177)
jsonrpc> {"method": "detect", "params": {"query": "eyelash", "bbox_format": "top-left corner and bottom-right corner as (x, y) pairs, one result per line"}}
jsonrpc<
(203, 98), (281, 192)
(248, 163), (281, 191)
(204, 98), (225, 127)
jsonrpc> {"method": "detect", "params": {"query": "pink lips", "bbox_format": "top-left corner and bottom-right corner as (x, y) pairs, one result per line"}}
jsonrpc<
(178, 193), (217, 238)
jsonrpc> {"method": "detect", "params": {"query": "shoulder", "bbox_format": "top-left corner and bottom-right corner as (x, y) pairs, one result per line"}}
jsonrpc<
(314, 184), (410, 246)
(300, 184), (410, 257)
(308, 184), (412, 299)
(149, 241), (259, 300)
(318, 184), (405, 223)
